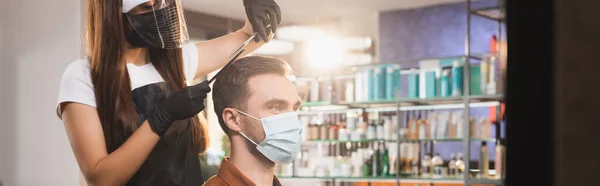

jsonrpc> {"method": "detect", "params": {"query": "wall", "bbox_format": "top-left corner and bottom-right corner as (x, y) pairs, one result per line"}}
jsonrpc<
(379, 1), (500, 65)
(555, 0), (600, 185)
(0, 0), (84, 185)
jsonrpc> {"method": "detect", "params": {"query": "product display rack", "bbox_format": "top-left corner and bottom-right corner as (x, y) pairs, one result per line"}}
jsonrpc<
(283, 0), (506, 185)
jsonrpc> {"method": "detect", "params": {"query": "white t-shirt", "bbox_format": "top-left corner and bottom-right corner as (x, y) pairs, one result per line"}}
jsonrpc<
(56, 43), (199, 118)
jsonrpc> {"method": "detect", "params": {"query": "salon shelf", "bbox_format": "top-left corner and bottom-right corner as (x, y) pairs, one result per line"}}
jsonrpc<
(341, 94), (503, 108)
(303, 138), (495, 144)
(398, 138), (497, 142)
(466, 178), (504, 185)
(301, 101), (333, 107)
(303, 139), (397, 144)
(471, 6), (505, 22)
(350, 53), (494, 70)
(279, 176), (396, 180)
(278, 176), (464, 183)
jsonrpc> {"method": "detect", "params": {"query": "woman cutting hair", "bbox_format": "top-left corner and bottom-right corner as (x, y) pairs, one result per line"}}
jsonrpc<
(56, 0), (280, 185)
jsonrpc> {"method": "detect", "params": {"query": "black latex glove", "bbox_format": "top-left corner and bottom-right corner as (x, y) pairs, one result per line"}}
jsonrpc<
(243, 0), (281, 42)
(147, 81), (211, 136)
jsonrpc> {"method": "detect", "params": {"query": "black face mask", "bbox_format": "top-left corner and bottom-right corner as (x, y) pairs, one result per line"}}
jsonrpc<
(125, 21), (152, 48)
(124, 2), (189, 49)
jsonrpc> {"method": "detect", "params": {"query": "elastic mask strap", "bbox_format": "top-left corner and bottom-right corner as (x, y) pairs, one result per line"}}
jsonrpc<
(234, 109), (261, 121)
(234, 109), (261, 146)
(238, 131), (258, 146)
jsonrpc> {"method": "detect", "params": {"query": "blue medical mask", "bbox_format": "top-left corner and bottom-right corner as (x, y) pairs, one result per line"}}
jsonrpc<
(235, 109), (303, 164)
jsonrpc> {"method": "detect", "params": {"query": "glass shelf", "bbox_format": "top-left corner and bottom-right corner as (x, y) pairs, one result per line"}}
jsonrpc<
(304, 139), (397, 143)
(278, 175), (465, 183)
(471, 6), (505, 22)
(301, 94), (503, 110)
(303, 138), (495, 144)
(399, 138), (497, 142)
(279, 176), (397, 180)
(301, 101), (333, 107)
(466, 178), (504, 185)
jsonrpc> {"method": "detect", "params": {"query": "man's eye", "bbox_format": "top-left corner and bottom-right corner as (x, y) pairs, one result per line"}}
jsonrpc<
(270, 105), (282, 112)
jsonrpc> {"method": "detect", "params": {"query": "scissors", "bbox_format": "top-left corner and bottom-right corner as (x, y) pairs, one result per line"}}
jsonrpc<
(207, 32), (258, 83)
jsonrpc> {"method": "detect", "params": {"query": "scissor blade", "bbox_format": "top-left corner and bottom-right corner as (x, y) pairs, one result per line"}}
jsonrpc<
(209, 48), (246, 83)
(228, 33), (257, 59)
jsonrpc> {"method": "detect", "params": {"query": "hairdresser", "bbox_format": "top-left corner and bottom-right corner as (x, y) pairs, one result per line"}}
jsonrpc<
(56, 0), (280, 185)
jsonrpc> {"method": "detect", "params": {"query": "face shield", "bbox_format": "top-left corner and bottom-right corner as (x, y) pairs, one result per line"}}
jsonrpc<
(122, 0), (190, 49)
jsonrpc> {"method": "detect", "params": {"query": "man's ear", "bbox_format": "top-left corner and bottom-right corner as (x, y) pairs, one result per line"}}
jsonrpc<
(222, 108), (243, 132)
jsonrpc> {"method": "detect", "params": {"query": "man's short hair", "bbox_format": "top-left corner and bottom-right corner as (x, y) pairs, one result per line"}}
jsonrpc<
(212, 56), (294, 135)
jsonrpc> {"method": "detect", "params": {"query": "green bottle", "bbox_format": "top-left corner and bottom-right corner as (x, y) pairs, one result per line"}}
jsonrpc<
(382, 143), (390, 176)
(372, 143), (380, 177)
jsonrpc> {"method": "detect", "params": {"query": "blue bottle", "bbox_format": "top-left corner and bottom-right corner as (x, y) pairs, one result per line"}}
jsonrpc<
(408, 69), (420, 99)
(373, 66), (385, 100)
(367, 68), (375, 101)
(385, 65), (401, 100)
(452, 61), (464, 97)
(440, 69), (451, 97)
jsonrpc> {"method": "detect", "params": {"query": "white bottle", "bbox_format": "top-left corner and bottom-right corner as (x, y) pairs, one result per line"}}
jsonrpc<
(480, 117), (491, 139)
(487, 56), (497, 95)
(448, 153), (457, 177)
(310, 80), (320, 102)
(355, 71), (363, 102)
(421, 154), (432, 178)
(431, 153), (444, 178)
(428, 112), (438, 139)
(345, 82), (355, 103)
(454, 111), (464, 138)
(383, 116), (392, 140)
(377, 120), (384, 140)
(470, 117), (478, 138)
(455, 153), (465, 177)
(437, 112), (450, 138)
(479, 141), (489, 179)
(495, 139), (506, 179)
(480, 58), (489, 94)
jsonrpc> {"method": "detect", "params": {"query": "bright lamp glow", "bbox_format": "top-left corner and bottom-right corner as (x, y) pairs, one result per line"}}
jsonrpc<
(276, 26), (323, 42)
(306, 34), (343, 70)
(253, 39), (295, 55)
(340, 37), (373, 50)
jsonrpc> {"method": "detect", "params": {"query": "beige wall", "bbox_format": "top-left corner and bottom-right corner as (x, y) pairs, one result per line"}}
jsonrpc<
(0, 0), (85, 185)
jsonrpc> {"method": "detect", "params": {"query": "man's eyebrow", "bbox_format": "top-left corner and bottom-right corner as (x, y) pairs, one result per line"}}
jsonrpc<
(263, 99), (289, 106)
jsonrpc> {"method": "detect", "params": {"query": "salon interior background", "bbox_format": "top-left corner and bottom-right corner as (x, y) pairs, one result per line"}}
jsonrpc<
(0, 0), (500, 185)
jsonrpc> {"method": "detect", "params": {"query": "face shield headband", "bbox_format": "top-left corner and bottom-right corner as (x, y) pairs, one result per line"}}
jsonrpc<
(123, 0), (190, 49)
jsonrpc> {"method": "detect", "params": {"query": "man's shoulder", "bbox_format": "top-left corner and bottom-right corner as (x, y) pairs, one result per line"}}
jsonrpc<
(202, 175), (227, 186)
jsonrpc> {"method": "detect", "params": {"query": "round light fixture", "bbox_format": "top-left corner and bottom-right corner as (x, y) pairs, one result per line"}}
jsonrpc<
(306, 34), (343, 70)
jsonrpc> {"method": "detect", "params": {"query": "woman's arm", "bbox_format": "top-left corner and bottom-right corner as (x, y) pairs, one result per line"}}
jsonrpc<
(193, 19), (273, 79)
(62, 102), (159, 185)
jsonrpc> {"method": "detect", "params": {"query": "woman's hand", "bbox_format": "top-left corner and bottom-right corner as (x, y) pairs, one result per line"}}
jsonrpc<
(147, 81), (211, 136)
(242, 0), (281, 42)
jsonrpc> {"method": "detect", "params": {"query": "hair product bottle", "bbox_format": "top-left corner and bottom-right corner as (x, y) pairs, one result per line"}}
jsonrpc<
(448, 153), (457, 177)
(479, 141), (489, 179)
(494, 139), (506, 179)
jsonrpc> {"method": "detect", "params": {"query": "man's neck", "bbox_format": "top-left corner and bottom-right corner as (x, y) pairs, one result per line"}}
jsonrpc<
(229, 136), (276, 186)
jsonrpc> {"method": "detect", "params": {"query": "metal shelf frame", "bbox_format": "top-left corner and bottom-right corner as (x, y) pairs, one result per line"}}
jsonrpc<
(287, 0), (506, 185)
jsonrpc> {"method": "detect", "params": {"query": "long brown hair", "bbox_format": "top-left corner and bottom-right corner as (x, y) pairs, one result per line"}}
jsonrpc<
(86, 0), (208, 153)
